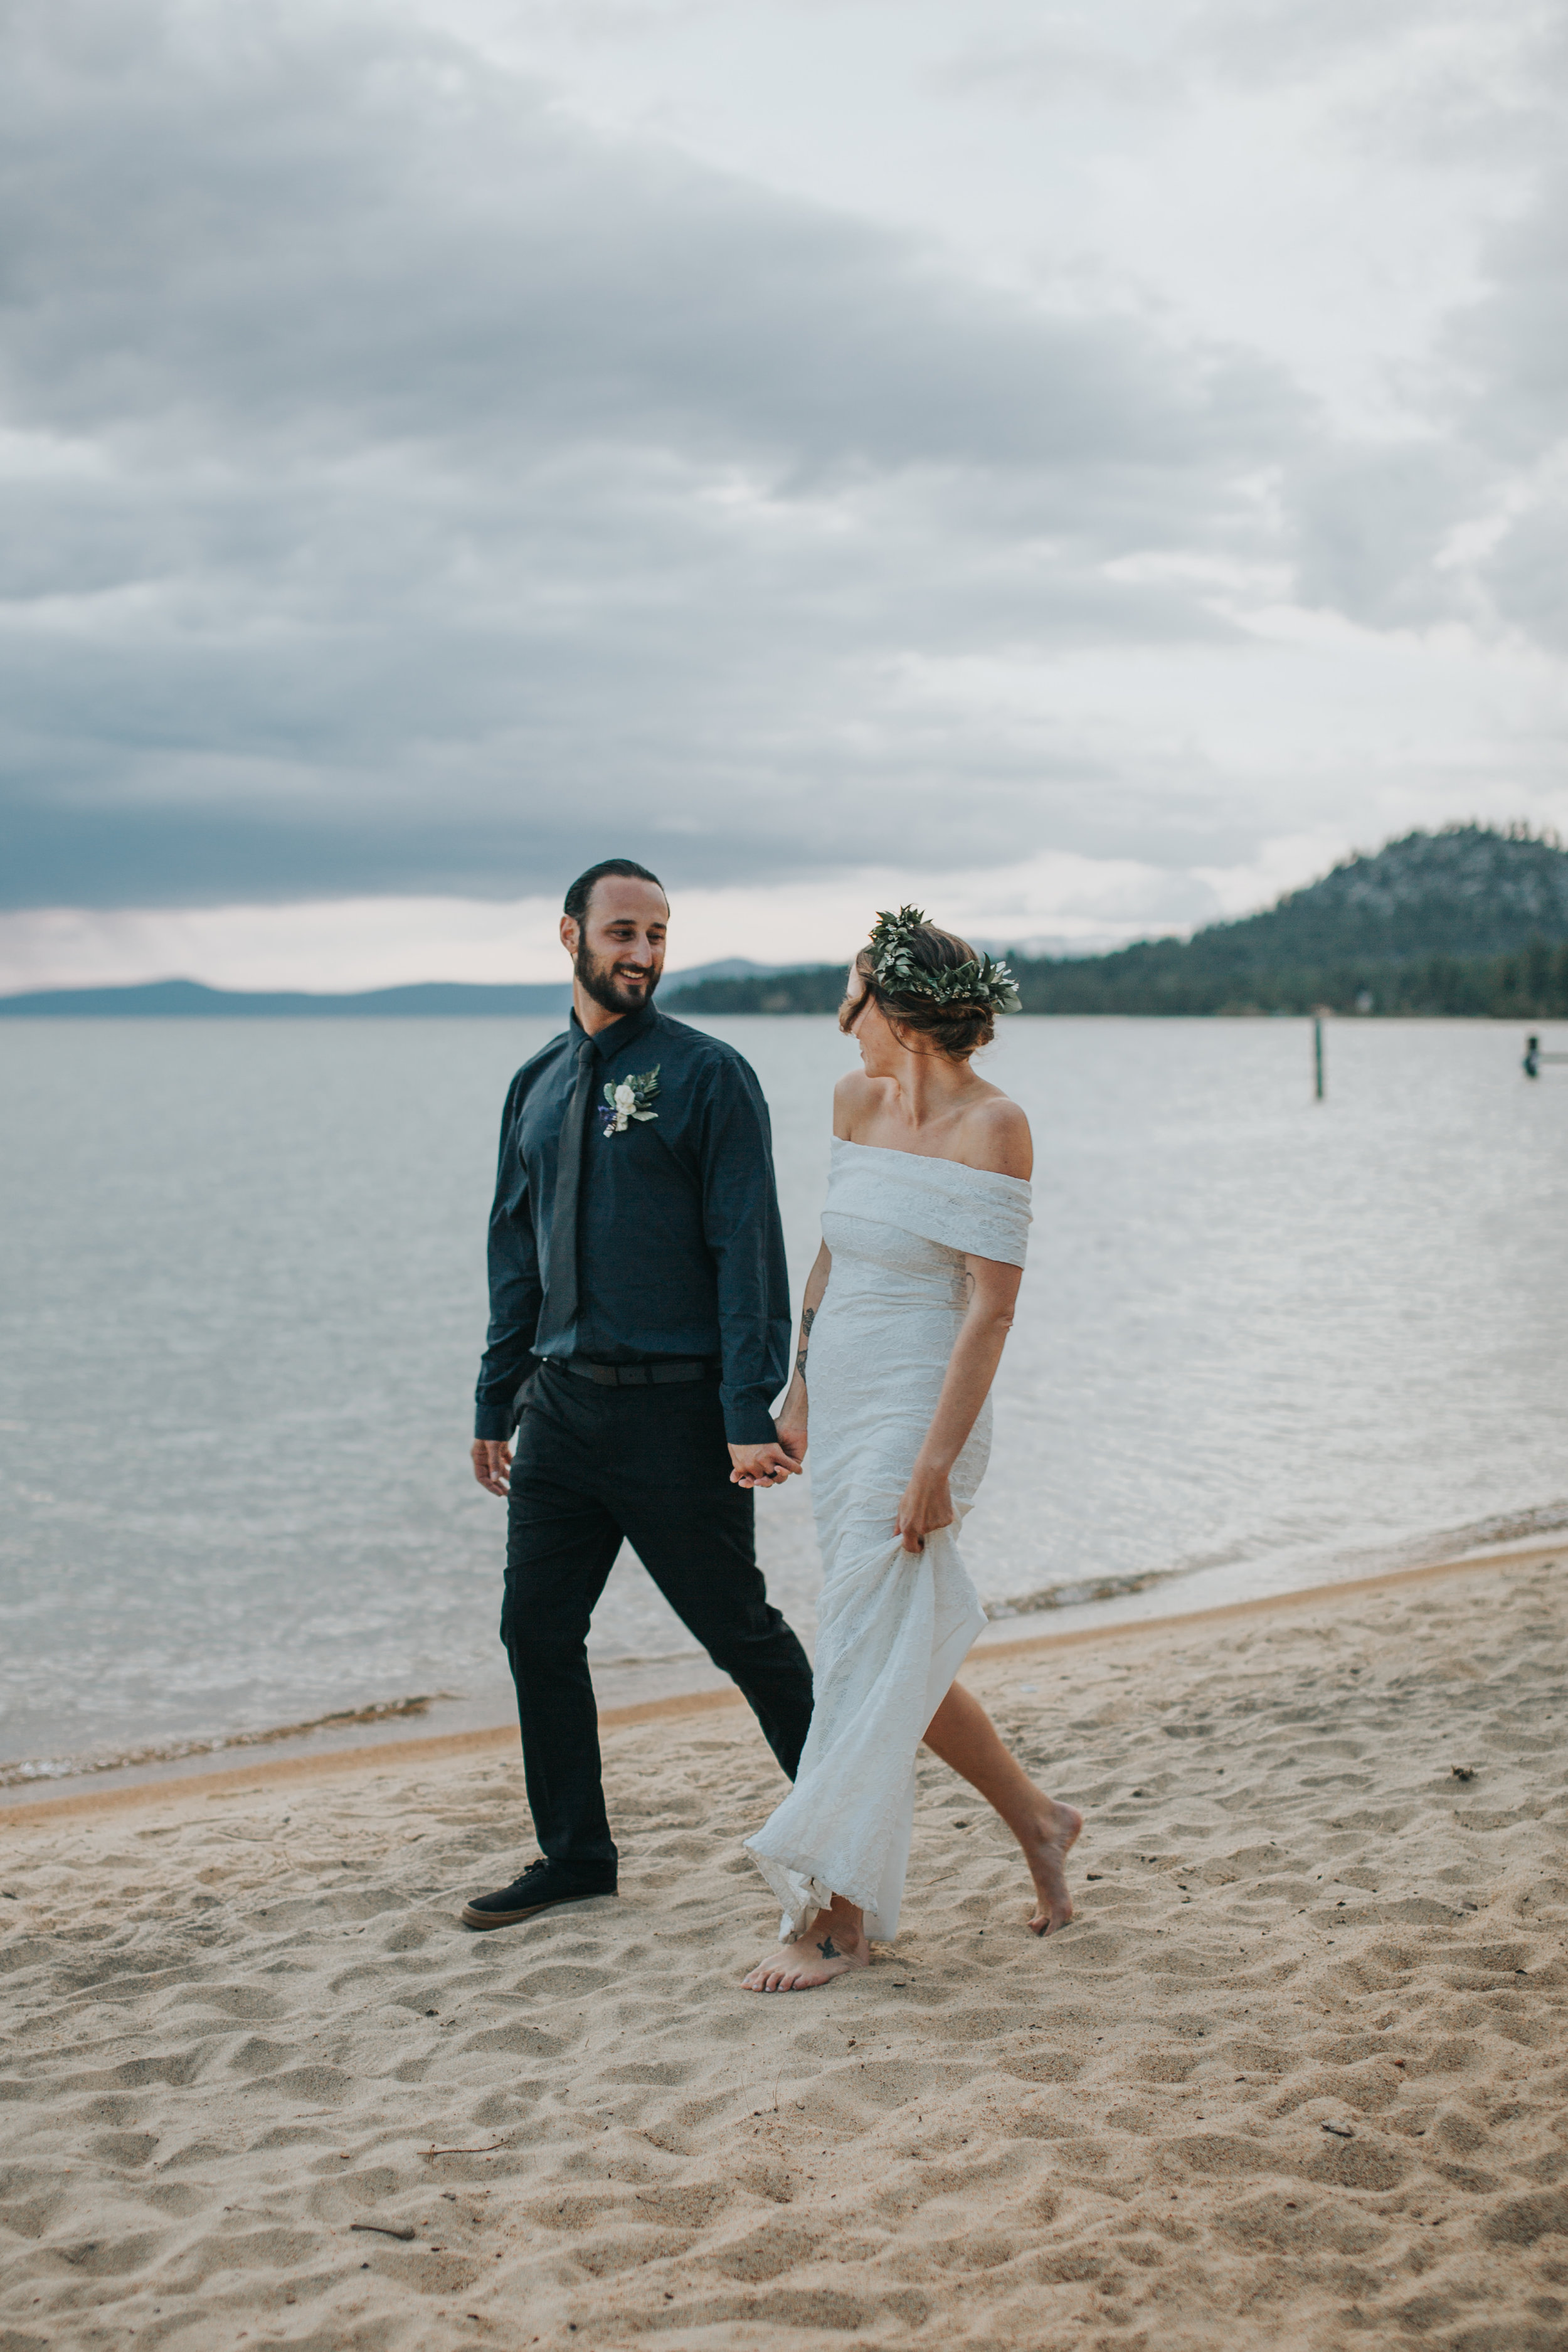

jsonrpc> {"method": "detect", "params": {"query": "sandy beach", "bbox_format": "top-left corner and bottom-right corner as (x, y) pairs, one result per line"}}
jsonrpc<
(4, 1548), (1567, 2351)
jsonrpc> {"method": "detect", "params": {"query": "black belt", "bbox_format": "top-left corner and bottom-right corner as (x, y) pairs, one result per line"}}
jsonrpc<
(552, 1358), (716, 1388)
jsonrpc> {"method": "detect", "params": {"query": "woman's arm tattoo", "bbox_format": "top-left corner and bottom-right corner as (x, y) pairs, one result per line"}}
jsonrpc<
(795, 1305), (816, 1384)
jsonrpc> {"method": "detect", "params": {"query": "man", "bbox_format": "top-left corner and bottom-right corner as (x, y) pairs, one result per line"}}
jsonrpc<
(462, 857), (815, 1929)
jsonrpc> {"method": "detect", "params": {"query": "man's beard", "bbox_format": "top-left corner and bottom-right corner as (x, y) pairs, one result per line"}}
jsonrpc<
(575, 945), (660, 1015)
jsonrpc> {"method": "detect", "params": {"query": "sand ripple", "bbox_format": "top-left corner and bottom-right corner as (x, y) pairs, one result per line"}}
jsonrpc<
(4, 1553), (1568, 2348)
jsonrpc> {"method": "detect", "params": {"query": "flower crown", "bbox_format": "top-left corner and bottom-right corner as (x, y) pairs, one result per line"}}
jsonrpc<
(867, 906), (1022, 1015)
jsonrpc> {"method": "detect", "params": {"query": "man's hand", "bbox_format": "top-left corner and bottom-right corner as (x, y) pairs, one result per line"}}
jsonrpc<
(471, 1439), (513, 1497)
(728, 1441), (802, 1491)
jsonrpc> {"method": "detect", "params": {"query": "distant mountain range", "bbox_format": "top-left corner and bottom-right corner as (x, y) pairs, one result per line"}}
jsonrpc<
(6, 831), (1567, 1020)
(665, 826), (1568, 1019)
(0, 957), (776, 1020)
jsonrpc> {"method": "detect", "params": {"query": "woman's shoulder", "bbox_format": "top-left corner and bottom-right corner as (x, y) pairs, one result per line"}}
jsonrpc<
(952, 1090), (1032, 1180)
(832, 1069), (882, 1138)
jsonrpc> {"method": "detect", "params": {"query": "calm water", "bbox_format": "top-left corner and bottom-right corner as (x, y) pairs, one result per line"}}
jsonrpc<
(3, 1014), (1565, 1779)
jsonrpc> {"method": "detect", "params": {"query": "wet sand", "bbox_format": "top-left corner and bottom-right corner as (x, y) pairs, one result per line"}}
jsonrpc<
(3, 1546), (1567, 2349)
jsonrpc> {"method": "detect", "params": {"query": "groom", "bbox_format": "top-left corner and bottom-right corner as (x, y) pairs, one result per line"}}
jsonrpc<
(462, 857), (814, 1928)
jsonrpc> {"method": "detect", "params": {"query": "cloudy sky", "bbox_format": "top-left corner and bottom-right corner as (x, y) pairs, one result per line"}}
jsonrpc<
(3, 0), (1566, 991)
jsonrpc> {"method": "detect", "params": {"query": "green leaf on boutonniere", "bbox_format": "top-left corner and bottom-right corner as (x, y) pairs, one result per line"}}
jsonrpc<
(600, 1064), (661, 1135)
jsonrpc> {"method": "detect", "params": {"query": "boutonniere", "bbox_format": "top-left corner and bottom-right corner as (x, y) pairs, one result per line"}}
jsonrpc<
(600, 1064), (660, 1136)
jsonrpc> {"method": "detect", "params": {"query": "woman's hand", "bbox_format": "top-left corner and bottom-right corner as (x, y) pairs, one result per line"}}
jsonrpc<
(895, 1459), (954, 1554)
(774, 1373), (808, 1466)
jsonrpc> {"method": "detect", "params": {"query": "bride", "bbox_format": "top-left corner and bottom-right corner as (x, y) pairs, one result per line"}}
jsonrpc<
(739, 908), (1082, 1993)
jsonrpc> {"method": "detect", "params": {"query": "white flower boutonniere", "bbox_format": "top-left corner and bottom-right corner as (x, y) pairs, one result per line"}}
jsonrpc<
(600, 1064), (660, 1136)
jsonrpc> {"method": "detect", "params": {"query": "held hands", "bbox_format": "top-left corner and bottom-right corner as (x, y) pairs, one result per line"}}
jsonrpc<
(729, 1380), (808, 1490)
(470, 1439), (513, 1498)
(894, 1458), (955, 1554)
(728, 1438), (803, 1491)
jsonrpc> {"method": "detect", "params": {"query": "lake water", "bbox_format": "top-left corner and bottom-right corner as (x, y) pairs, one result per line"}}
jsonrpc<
(3, 1013), (1565, 1783)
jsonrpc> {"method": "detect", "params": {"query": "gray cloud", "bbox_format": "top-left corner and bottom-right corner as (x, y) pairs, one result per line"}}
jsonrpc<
(1436, 134), (1568, 647)
(0, 0), (1557, 914)
(2, 6), (1301, 475)
(1184, 0), (1499, 82)
(1287, 442), (1488, 626)
(935, 0), (1512, 114)
(1458, 166), (1568, 464)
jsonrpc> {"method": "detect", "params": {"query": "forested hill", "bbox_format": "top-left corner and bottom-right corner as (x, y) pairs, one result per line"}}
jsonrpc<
(666, 825), (1568, 1019)
(1166, 822), (1568, 970)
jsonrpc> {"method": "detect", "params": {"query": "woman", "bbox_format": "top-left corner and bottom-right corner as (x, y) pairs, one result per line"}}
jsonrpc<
(739, 908), (1082, 1993)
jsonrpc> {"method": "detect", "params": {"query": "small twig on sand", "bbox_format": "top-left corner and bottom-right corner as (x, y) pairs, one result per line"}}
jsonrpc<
(425, 2142), (507, 2156)
(350, 2221), (416, 2240)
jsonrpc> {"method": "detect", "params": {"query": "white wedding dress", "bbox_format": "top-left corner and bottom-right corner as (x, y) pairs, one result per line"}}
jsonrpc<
(746, 1138), (1032, 1941)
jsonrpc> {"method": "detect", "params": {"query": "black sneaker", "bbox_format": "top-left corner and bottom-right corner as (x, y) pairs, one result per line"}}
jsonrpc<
(458, 1858), (617, 1931)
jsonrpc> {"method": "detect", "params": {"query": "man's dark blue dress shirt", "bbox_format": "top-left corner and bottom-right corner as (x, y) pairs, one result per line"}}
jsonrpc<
(474, 1002), (790, 1447)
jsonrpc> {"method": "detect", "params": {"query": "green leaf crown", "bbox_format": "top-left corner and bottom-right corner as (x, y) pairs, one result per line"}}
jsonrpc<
(867, 906), (1022, 1016)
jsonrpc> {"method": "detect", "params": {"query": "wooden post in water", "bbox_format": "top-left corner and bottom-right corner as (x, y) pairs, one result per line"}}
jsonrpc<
(1313, 1015), (1325, 1101)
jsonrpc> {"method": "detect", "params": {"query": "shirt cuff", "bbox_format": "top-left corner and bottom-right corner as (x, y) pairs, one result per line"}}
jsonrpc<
(474, 1362), (538, 1441)
(722, 1390), (780, 1447)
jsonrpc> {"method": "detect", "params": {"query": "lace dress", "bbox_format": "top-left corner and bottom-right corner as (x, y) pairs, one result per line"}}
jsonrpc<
(745, 1138), (1032, 1941)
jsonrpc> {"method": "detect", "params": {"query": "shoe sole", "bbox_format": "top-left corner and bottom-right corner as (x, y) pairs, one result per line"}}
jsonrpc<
(458, 1888), (616, 1931)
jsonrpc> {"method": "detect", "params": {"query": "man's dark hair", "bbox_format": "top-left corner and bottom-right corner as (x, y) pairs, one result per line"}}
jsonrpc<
(563, 859), (665, 924)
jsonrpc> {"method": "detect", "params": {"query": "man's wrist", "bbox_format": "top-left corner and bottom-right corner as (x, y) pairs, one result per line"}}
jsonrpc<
(723, 1403), (780, 1446)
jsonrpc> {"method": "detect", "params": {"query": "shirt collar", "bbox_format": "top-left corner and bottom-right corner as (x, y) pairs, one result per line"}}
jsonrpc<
(569, 1000), (660, 1064)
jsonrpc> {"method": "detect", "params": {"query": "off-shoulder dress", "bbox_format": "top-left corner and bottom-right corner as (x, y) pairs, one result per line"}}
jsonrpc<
(745, 1138), (1031, 1941)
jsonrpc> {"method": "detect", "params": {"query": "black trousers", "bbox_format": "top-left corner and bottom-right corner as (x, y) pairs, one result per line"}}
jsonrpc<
(501, 1364), (814, 1875)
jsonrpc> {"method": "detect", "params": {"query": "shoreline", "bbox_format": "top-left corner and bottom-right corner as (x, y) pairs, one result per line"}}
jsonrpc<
(4, 1534), (1558, 1828)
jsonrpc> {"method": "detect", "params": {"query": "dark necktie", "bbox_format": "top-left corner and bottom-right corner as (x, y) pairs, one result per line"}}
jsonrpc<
(540, 1035), (596, 1351)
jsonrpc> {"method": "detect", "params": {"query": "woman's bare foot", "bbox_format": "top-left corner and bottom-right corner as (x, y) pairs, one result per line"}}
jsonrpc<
(742, 1899), (870, 1992)
(1024, 1798), (1083, 1936)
